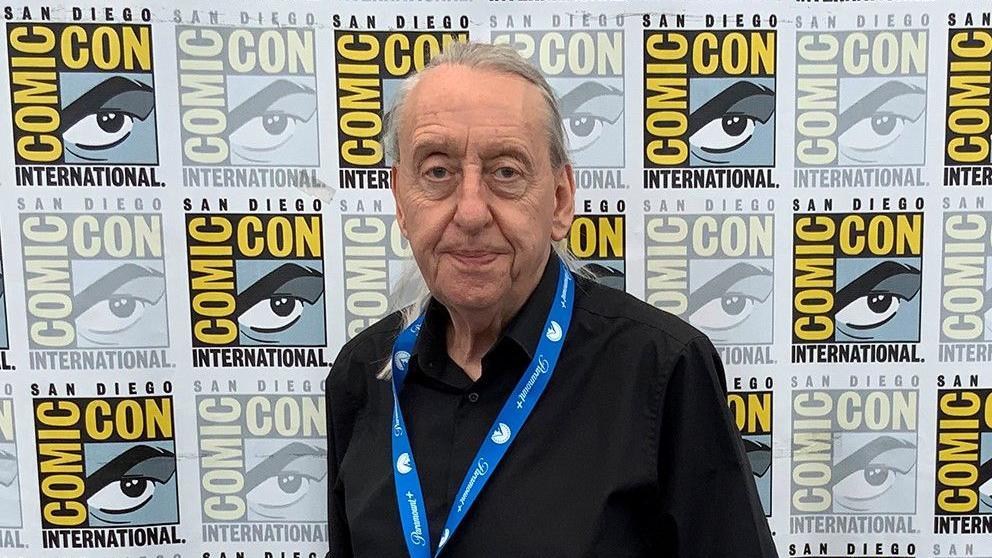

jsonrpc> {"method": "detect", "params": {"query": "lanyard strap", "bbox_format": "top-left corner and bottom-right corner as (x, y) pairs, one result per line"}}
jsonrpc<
(390, 260), (574, 557)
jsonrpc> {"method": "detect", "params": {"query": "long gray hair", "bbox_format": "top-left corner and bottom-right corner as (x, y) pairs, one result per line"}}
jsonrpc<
(377, 41), (578, 380)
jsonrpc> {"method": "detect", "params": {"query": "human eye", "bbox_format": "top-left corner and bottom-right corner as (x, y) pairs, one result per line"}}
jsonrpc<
(74, 264), (165, 345)
(228, 79), (317, 159)
(688, 82), (775, 156)
(237, 264), (324, 338)
(62, 76), (155, 156)
(559, 82), (623, 153)
(425, 165), (451, 181)
(494, 166), (519, 180)
(687, 263), (772, 333)
(86, 445), (177, 522)
(834, 261), (921, 335)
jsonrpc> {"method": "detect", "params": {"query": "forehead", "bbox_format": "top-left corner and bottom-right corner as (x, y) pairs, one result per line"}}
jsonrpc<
(403, 65), (548, 154)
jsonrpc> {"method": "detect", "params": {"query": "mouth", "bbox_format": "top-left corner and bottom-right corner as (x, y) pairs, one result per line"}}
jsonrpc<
(448, 251), (501, 267)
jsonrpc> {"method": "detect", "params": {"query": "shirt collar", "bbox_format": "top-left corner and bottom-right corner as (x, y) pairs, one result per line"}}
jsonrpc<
(412, 250), (561, 372)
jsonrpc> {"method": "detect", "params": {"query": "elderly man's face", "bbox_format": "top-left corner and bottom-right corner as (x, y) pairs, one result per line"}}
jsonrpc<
(392, 65), (574, 313)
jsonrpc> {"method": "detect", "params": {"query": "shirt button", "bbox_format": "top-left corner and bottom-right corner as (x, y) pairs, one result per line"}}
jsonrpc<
(467, 392), (480, 403)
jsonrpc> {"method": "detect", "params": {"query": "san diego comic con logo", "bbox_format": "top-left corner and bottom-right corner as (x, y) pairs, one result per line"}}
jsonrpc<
(6, 16), (161, 187)
(176, 22), (320, 188)
(792, 198), (924, 364)
(341, 208), (411, 340)
(569, 204), (625, 290)
(934, 374), (992, 535)
(644, 198), (775, 365)
(944, 13), (992, 187)
(728, 379), (772, 516)
(185, 197), (328, 368)
(333, 14), (469, 190)
(18, 197), (171, 371)
(939, 198), (992, 363)
(791, 380), (920, 535)
(32, 381), (182, 549)
(493, 14), (627, 190)
(195, 380), (327, 544)
(642, 13), (778, 190)
(794, 14), (930, 188)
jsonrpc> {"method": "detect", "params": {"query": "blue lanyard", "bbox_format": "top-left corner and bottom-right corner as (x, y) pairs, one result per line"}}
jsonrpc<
(389, 259), (574, 557)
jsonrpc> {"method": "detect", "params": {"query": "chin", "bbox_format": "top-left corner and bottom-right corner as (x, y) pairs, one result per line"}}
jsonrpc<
(435, 276), (506, 310)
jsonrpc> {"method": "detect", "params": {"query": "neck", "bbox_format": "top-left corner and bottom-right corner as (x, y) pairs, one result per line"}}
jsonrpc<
(445, 309), (509, 381)
(443, 252), (551, 381)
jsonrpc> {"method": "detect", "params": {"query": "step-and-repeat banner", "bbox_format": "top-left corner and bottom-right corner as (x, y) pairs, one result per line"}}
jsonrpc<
(0, 0), (987, 556)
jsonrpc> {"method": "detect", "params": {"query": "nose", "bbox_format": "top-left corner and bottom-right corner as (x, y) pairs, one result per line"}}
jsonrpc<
(452, 165), (493, 232)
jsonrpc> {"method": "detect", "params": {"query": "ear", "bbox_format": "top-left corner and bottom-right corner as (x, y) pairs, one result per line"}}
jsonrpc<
(390, 165), (409, 239)
(550, 163), (575, 242)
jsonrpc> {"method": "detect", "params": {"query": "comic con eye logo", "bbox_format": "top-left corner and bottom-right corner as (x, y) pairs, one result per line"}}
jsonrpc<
(832, 434), (916, 513)
(687, 262), (773, 343)
(84, 444), (177, 525)
(834, 261), (921, 341)
(245, 442), (327, 520)
(689, 82), (775, 165)
(837, 81), (926, 165)
(559, 82), (623, 154)
(227, 80), (317, 165)
(62, 76), (156, 164)
(73, 263), (166, 347)
(235, 263), (324, 344)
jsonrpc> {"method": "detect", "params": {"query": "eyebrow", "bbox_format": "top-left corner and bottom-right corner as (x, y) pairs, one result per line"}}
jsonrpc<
(559, 81), (623, 117)
(480, 141), (536, 169)
(832, 435), (916, 482)
(687, 262), (772, 315)
(235, 263), (324, 317)
(834, 261), (921, 311)
(838, 80), (926, 134)
(84, 444), (177, 500)
(227, 79), (316, 132)
(73, 263), (165, 316)
(61, 76), (155, 130)
(245, 441), (325, 491)
(687, 81), (775, 137)
(410, 135), (464, 167)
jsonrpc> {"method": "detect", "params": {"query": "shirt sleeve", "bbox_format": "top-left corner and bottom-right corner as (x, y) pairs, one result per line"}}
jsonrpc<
(655, 335), (778, 558)
(326, 352), (357, 558)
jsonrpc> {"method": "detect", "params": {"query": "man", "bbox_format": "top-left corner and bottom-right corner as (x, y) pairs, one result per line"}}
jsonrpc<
(326, 42), (777, 557)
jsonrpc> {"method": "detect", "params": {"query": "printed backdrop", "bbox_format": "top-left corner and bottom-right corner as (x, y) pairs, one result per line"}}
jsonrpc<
(0, 0), (986, 557)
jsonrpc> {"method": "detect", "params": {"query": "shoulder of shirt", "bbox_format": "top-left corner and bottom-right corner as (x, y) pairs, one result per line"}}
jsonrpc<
(572, 273), (711, 355)
(326, 310), (403, 391)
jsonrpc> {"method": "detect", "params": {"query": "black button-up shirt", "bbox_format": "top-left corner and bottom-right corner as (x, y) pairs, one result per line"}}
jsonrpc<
(326, 252), (777, 557)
